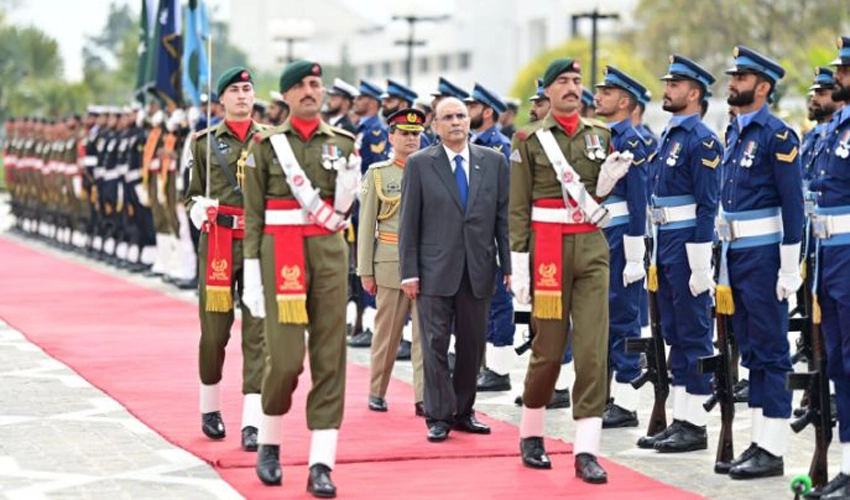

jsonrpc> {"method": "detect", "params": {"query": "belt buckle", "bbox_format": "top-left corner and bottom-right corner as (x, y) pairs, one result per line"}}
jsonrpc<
(651, 207), (667, 225)
(813, 215), (831, 239)
(804, 199), (815, 217)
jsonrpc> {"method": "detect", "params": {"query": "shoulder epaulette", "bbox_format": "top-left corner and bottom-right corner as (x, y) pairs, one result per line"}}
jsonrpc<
(330, 125), (356, 141)
(194, 126), (214, 141)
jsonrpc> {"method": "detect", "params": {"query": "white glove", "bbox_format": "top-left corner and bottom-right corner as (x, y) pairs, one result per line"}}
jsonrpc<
(72, 176), (83, 198)
(685, 242), (715, 297)
(187, 107), (201, 127)
(189, 196), (218, 230)
(596, 150), (634, 197)
(242, 258), (266, 318)
(135, 183), (150, 207)
(511, 252), (531, 305)
(776, 243), (803, 301)
(116, 183), (124, 211)
(333, 164), (360, 214)
(622, 234), (647, 287)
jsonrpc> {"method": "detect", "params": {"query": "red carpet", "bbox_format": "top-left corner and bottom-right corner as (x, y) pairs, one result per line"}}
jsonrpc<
(0, 237), (706, 499)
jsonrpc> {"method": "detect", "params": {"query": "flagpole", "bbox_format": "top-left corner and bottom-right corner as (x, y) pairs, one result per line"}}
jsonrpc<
(205, 31), (213, 198)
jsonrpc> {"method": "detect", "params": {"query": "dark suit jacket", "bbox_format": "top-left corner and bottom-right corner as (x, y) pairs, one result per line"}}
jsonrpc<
(399, 142), (511, 299)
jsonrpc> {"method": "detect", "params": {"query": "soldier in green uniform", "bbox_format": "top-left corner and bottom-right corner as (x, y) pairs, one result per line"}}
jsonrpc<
(357, 108), (426, 416)
(242, 59), (358, 498)
(184, 67), (267, 452)
(510, 58), (632, 484)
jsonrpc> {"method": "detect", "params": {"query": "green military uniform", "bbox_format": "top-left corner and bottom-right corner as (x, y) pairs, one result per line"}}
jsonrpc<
(184, 120), (266, 396)
(357, 157), (424, 404)
(244, 118), (355, 428)
(510, 111), (611, 420)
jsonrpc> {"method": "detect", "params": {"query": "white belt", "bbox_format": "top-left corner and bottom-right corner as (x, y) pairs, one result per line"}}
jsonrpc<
(93, 167), (106, 179)
(116, 164), (129, 175)
(83, 156), (97, 167)
(604, 201), (629, 219)
(531, 206), (589, 224)
(125, 169), (141, 182)
(148, 159), (161, 172)
(65, 165), (79, 176)
(651, 204), (697, 225)
(716, 214), (782, 241)
(264, 209), (311, 226)
(102, 169), (122, 181)
(814, 214), (850, 238)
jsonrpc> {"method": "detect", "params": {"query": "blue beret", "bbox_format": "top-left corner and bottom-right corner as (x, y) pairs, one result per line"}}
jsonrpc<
(830, 36), (850, 66)
(596, 65), (648, 102)
(581, 88), (595, 108)
(661, 54), (715, 89)
(382, 79), (417, 103)
(431, 77), (470, 100)
(810, 67), (836, 91)
(725, 45), (785, 83)
(464, 83), (507, 113)
(358, 80), (384, 101)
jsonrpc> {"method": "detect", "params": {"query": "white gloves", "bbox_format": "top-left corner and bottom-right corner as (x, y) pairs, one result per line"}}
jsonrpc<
(189, 196), (218, 230)
(135, 183), (150, 207)
(595, 150), (634, 197)
(511, 252), (531, 305)
(72, 176), (83, 198)
(622, 235), (647, 287)
(685, 242), (715, 297)
(776, 243), (803, 301)
(242, 258), (266, 319)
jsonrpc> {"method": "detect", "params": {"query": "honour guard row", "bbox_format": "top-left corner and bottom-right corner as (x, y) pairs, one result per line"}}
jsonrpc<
(5, 35), (850, 499)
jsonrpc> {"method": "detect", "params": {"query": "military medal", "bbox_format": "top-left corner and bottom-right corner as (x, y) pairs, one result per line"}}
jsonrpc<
(321, 143), (342, 170)
(584, 134), (606, 160)
(666, 142), (682, 166)
(836, 130), (850, 159)
(741, 141), (757, 168)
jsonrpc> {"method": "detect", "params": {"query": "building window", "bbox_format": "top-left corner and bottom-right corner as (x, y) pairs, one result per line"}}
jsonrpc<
(418, 56), (429, 74)
(382, 61), (392, 76)
(439, 54), (450, 71)
(458, 52), (471, 70)
(364, 63), (375, 77)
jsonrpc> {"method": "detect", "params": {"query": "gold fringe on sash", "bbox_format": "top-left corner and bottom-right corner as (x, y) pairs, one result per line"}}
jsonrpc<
(715, 285), (735, 315)
(647, 265), (659, 292)
(346, 224), (355, 244)
(812, 294), (822, 325)
(277, 295), (309, 325)
(800, 258), (807, 282)
(205, 285), (233, 313)
(533, 290), (562, 320)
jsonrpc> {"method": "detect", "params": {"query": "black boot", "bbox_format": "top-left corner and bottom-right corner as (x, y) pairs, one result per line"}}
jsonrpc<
(653, 420), (707, 453)
(728, 446), (784, 480)
(637, 420), (682, 449)
(476, 368), (511, 392)
(575, 453), (608, 484)
(307, 463), (337, 498)
(520, 437), (551, 469)
(602, 402), (638, 428)
(347, 329), (373, 347)
(256, 444), (282, 486)
(241, 426), (258, 452)
(396, 339), (411, 360)
(201, 411), (226, 439)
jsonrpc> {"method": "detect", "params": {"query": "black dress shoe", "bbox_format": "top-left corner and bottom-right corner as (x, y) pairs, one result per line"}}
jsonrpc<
(520, 437), (551, 469)
(715, 442), (758, 474)
(602, 402), (638, 428)
(637, 420), (682, 449)
(808, 473), (850, 498)
(256, 444), (282, 486)
(575, 453), (608, 484)
(241, 426), (258, 452)
(143, 268), (162, 278)
(347, 329), (373, 347)
(733, 379), (749, 403)
(175, 277), (199, 290)
(396, 339), (411, 361)
(653, 420), (707, 453)
(427, 422), (451, 442)
(414, 401), (425, 417)
(307, 463), (336, 498)
(201, 411), (226, 439)
(452, 413), (491, 434)
(729, 446), (783, 480)
(368, 396), (388, 412)
(515, 388), (571, 409)
(476, 368), (511, 392)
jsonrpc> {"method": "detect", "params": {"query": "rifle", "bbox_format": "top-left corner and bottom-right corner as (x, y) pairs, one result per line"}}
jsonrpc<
(514, 309), (533, 355)
(698, 311), (735, 473)
(625, 285), (669, 437)
(787, 257), (831, 488)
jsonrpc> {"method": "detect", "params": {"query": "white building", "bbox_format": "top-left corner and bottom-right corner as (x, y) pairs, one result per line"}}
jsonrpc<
(228, 0), (639, 99)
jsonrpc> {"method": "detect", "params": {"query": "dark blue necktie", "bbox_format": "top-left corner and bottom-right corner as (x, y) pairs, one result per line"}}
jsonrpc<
(454, 155), (468, 210)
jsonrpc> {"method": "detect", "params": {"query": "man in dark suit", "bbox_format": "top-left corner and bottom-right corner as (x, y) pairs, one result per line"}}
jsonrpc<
(399, 97), (512, 442)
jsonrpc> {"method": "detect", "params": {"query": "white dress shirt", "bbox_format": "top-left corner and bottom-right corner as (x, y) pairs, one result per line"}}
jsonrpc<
(443, 143), (470, 183)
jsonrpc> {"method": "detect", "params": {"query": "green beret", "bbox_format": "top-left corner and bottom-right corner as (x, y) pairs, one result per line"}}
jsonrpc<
(216, 66), (253, 97)
(542, 58), (582, 88)
(279, 59), (323, 93)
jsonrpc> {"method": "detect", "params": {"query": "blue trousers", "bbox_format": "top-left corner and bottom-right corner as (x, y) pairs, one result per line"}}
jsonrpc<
(604, 225), (642, 383)
(656, 259), (713, 395)
(820, 245), (850, 442)
(728, 245), (792, 418)
(486, 266), (516, 347)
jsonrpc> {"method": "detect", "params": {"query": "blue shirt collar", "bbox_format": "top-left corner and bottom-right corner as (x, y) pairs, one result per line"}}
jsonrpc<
(668, 113), (699, 131)
(609, 118), (633, 135)
(736, 104), (770, 131)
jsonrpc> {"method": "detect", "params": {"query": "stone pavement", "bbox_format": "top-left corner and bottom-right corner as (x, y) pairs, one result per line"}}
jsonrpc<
(0, 196), (835, 499)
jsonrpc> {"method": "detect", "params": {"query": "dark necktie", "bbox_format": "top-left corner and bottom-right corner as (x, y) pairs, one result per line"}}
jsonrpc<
(454, 154), (468, 210)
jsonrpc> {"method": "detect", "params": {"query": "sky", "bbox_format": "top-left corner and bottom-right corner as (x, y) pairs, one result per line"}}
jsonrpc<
(5, 0), (398, 82)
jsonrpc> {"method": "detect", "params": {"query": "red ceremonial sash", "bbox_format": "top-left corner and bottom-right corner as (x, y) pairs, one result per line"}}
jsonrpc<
(530, 198), (598, 320)
(204, 204), (245, 312)
(263, 199), (337, 324)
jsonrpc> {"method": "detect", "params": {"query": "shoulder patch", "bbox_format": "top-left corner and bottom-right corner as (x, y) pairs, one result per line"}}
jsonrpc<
(509, 149), (522, 163)
(776, 146), (798, 163)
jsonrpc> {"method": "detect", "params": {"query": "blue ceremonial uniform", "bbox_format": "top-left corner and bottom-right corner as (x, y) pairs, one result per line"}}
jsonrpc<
(356, 115), (389, 174)
(596, 66), (650, 384)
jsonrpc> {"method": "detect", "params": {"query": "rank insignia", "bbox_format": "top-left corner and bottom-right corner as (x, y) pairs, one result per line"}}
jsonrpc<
(370, 141), (386, 154)
(217, 141), (232, 154)
(776, 145), (798, 163)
